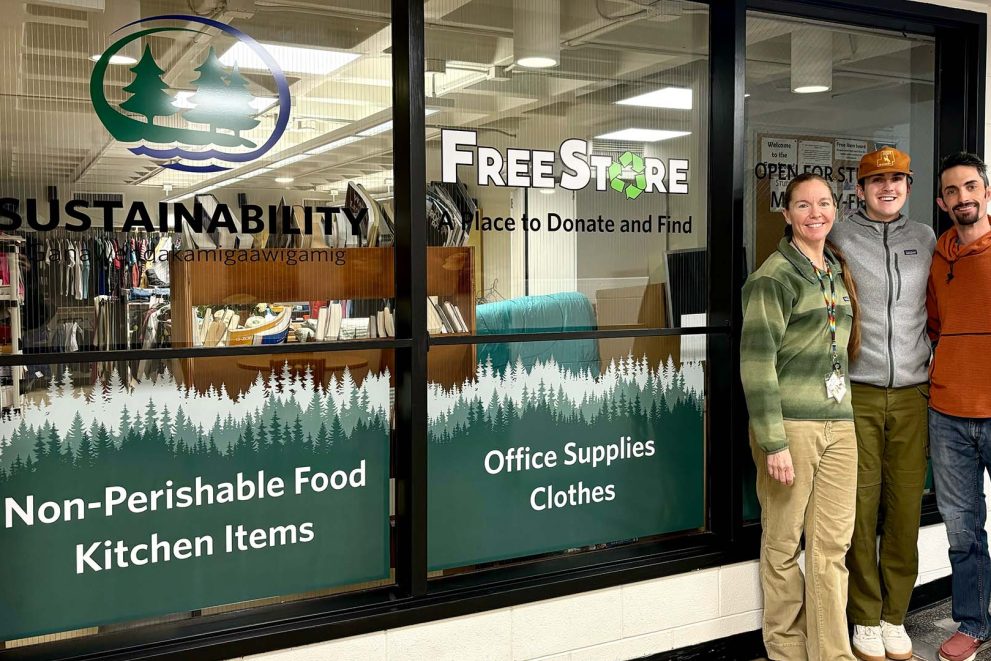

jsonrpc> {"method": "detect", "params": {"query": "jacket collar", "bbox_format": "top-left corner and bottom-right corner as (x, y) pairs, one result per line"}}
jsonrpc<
(935, 223), (991, 262)
(847, 208), (907, 233)
(777, 236), (843, 284)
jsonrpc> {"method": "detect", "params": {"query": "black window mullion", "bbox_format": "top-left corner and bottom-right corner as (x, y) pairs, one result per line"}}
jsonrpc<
(6, 3), (987, 660)
(924, 20), (985, 523)
(391, 0), (429, 599)
(707, 0), (747, 544)
(934, 22), (985, 236)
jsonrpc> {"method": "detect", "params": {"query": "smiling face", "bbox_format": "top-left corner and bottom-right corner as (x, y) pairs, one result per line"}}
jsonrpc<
(783, 178), (836, 249)
(857, 172), (910, 221)
(937, 165), (991, 227)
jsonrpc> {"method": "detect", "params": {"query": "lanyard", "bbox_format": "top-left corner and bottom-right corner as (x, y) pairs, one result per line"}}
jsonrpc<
(794, 244), (842, 373)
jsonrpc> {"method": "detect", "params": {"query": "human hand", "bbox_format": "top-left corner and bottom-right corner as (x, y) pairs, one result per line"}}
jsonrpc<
(766, 449), (794, 486)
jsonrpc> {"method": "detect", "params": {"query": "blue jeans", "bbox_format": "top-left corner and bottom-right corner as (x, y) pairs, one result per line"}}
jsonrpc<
(930, 408), (991, 640)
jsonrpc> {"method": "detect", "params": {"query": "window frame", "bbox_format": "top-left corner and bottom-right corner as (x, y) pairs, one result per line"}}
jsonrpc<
(0, 0), (981, 658)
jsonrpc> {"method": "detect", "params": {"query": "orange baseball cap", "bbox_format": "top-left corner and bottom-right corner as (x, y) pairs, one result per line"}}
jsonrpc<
(858, 147), (912, 181)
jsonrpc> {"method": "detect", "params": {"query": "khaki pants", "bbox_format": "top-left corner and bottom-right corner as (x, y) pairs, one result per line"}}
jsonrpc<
(751, 420), (858, 661)
(845, 383), (929, 626)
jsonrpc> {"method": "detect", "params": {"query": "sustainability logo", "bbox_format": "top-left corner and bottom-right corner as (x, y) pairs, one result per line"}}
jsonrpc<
(90, 14), (290, 174)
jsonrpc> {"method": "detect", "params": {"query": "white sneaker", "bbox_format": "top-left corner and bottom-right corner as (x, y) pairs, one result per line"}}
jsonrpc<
(852, 625), (886, 661)
(880, 620), (913, 660)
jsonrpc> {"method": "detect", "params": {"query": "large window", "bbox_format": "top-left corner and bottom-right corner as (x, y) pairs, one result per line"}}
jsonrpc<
(742, 13), (936, 520)
(422, 0), (710, 574)
(744, 13), (935, 274)
(2, 0), (397, 355)
(0, 0), (398, 648)
(0, 0), (981, 658)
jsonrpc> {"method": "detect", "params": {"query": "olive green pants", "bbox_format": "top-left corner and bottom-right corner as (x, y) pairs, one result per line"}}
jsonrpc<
(845, 382), (929, 626)
(751, 420), (858, 661)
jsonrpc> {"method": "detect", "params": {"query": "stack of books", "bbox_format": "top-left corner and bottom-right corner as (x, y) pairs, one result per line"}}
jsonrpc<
(427, 296), (469, 334)
(310, 300), (396, 341)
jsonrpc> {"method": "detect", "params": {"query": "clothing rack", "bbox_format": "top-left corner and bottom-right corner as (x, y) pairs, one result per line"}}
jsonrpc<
(125, 289), (171, 351)
(132, 301), (171, 383)
(0, 236), (24, 411)
(20, 229), (175, 355)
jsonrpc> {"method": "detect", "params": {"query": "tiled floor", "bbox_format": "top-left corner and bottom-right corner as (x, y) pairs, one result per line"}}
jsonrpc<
(742, 598), (989, 661)
(904, 597), (991, 661)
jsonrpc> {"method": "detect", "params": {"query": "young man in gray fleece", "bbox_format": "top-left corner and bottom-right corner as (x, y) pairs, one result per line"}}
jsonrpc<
(828, 147), (936, 661)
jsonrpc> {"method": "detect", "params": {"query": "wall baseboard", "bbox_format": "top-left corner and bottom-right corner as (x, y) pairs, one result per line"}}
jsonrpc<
(646, 575), (952, 660)
(908, 575), (952, 612)
(645, 629), (764, 661)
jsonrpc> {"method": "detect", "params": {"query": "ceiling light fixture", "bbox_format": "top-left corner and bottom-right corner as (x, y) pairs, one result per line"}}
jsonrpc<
(89, 53), (138, 65)
(219, 43), (360, 76)
(275, 177), (295, 184)
(616, 87), (693, 109)
(238, 168), (273, 180)
(514, 0), (560, 68)
(305, 136), (363, 155)
(89, 1), (140, 67)
(172, 91), (277, 112)
(358, 109), (439, 137)
(594, 128), (692, 142)
(307, 97), (383, 107)
(269, 155), (309, 168)
(358, 121), (393, 137)
(791, 27), (832, 94)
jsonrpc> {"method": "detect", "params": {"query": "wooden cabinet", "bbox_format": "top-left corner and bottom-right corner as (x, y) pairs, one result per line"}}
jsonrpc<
(169, 247), (475, 392)
(0, 239), (23, 411)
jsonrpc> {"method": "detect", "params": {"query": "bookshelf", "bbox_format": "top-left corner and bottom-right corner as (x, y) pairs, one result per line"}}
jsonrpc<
(169, 247), (476, 393)
(0, 237), (23, 411)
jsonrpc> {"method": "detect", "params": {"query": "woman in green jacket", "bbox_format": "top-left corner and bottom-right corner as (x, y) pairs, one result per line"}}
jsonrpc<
(741, 173), (861, 660)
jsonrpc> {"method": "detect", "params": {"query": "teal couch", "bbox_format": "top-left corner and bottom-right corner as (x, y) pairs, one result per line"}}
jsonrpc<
(475, 292), (600, 375)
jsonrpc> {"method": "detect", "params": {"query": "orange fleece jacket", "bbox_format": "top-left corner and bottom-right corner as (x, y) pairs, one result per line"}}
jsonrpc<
(927, 224), (991, 417)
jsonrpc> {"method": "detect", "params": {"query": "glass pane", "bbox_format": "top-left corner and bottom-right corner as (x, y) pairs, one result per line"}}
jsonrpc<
(0, 350), (394, 645)
(0, 0), (396, 355)
(741, 14), (936, 520)
(423, 0), (709, 334)
(427, 336), (706, 573)
(0, 0), (397, 644)
(744, 13), (935, 272)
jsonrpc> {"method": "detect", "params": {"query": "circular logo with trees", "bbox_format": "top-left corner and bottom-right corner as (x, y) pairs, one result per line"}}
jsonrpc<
(90, 15), (290, 174)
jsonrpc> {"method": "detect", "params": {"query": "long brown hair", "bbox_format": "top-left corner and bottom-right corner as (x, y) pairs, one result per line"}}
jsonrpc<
(782, 173), (861, 360)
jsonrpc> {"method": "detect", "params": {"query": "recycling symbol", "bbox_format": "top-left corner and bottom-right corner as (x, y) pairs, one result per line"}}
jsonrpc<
(608, 151), (647, 199)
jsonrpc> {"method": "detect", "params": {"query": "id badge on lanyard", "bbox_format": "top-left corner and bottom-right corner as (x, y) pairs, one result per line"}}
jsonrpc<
(800, 247), (846, 403)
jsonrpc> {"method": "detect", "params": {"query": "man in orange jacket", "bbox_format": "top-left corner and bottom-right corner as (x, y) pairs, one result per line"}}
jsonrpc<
(927, 151), (991, 661)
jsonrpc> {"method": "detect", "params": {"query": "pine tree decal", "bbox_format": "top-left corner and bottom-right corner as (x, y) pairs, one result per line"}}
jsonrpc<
(183, 47), (230, 134)
(220, 63), (260, 142)
(120, 45), (177, 125)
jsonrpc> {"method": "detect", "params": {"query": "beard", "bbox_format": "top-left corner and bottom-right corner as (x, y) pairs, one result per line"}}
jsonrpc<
(952, 203), (983, 226)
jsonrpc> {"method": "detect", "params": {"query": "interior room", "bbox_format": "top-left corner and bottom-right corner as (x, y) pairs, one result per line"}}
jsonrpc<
(0, 0), (713, 385)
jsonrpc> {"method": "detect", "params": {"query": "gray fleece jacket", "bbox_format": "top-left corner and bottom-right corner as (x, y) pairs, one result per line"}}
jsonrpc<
(828, 209), (935, 387)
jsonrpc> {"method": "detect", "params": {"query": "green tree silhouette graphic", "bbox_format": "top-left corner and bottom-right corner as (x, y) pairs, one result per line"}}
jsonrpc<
(119, 45), (177, 125)
(183, 50), (259, 147)
(183, 47), (230, 134)
(221, 63), (260, 142)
